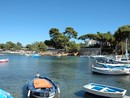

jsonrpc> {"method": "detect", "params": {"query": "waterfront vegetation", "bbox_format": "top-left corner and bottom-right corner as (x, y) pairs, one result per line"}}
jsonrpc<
(0, 25), (130, 55)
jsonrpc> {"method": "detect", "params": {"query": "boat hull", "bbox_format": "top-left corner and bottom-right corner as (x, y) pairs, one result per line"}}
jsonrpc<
(97, 62), (128, 66)
(92, 66), (130, 75)
(27, 76), (60, 98)
(83, 83), (127, 97)
(0, 59), (9, 63)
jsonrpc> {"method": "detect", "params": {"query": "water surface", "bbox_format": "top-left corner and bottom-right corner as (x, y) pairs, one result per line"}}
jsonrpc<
(0, 54), (130, 98)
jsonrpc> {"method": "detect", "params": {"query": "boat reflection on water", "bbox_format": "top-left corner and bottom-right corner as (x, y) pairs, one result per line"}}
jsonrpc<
(84, 92), (109, 98)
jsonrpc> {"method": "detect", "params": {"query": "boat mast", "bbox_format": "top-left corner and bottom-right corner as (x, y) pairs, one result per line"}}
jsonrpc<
(125, 38), (129, 60)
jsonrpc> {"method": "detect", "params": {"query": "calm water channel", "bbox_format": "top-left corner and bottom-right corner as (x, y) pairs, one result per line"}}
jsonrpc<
(0, 54), (130, 98)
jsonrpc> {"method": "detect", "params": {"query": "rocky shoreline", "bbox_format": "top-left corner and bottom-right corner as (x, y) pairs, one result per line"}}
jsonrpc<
(0, 50), (79, 56)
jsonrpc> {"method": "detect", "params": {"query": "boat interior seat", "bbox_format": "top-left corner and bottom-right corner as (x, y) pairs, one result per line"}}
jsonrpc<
(100, 87), (108, 92)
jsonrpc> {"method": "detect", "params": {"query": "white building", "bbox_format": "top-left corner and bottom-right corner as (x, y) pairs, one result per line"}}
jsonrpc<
(85, 39), (97, 46)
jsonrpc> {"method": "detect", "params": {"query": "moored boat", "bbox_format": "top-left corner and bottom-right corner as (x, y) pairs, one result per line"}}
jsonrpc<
(0, 88), (13, 98)
(83, 83), (127, 97)
(96, 61), (130, 67)
(113, 38), (130, 64)
(31, 54), (41, 58)
(92, 65), (130, 75)
(114, 56), (130, 64)
(27, 73), (60, 98)
(90, 55), (105, 59)
(0, 58), (9, 63)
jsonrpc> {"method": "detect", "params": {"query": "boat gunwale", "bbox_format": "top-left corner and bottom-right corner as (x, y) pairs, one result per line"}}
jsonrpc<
(84, 83), (127, 96)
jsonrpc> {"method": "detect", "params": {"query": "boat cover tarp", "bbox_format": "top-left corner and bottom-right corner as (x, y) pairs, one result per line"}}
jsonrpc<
(33, 79), (52, 89)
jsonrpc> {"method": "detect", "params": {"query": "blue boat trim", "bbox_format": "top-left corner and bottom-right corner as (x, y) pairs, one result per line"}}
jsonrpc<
(0, 89), (13, 98)
(84, 83), (127, 97)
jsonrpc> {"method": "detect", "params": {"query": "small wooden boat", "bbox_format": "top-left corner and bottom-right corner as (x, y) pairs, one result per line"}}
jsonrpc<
(0, 88), (13, 98)
(27, 74), (60, 98)
(0, 58), (9, 63)
(92, 65), (130, 75)
(83, 83), (127, 97)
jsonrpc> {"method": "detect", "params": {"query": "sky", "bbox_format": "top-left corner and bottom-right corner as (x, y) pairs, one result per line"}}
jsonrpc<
(0, 0), (130, 46)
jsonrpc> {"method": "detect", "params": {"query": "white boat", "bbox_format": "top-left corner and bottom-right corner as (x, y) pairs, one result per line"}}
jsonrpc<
(114, 55), (130, 64)
(0, 58), (9, 63)
(114, 38), (130, 64)
(83, 83), (127, 97)
(95, 56), (130, 66)
(92, 65), (130, 75)
(96, 61), (130, 67)
(90, 55), (105, 59)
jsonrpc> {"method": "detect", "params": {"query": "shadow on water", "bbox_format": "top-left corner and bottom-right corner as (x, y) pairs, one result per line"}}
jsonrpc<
(22, 84), (28, 98)
(75, 90), (110, 98)
(74, 90), (86, 97)
(22, 84), (34, 98)
(84, 92), (110, 98)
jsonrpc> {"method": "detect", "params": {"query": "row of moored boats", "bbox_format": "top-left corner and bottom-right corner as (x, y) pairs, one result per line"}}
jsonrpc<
(83, 55), (130, 98)
(92, 55), (130, 75)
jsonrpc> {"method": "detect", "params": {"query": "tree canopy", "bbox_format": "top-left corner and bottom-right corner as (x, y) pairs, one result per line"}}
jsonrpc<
(1, 25), (130, 55)
(26, 41), (47, 52)
(63, 27), (78, 39)
(47, 27), (80, 53)
(114, 25), (130, 42)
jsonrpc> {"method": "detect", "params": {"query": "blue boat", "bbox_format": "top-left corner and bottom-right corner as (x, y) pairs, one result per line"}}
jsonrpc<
(31, 53), (41, 58)
(83, 83), (127, 97)
(27, 73), (60, 98)
(0, 88), (13, 98)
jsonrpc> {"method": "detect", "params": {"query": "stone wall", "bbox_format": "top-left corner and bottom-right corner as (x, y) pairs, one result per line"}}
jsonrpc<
(41, 48), (101, 56)
(79, 48), (101, 55)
